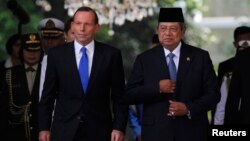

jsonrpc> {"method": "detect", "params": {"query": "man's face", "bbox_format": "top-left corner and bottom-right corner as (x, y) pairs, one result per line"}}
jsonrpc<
(65, 28), (75, 43)
(157, 22), (185, 51)
(72, 11), (100, 45)
(41, 37), (65, 53)
(234, 32), (250, 51)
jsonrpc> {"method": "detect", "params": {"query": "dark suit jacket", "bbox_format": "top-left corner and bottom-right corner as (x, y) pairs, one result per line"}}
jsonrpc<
(38, 41), (128, 141)
(0, 60), (5, 80)
(1, 64), (41, 141)
(217, 57), (235, 87)
(224, 48), (250, 124)
(0, 60), (8, 139)
(124, 42), (220, 141)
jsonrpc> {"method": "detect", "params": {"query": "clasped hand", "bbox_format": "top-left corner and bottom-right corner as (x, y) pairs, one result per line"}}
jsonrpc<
(159, 79), (176, 93)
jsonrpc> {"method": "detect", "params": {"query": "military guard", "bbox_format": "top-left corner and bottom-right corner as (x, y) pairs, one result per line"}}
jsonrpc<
(38, 17), (65, 54)
(1, 33), (44, 141)
(38, 17), (65, 100)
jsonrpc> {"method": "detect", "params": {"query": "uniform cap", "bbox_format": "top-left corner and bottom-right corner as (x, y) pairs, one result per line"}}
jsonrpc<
(21, 33), (41, 51)
(38, 18), (64, 38)
(158, 8), (184, 22)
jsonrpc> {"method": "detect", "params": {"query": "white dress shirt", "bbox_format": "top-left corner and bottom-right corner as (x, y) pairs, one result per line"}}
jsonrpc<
(214, 73), (231, 125)
(163, 42), (181, 71)
(39, 55), (47, 101)
(25, 63), (38, 94)
(74, 40), (94, 77)
(39, 40), (95, 101)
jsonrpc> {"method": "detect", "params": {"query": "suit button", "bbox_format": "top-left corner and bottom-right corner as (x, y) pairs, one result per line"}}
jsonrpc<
(28, 101), (32, 104)
(30, 127), (33, 130)
(77, 116), (81, 120)
(29, 114), (32, 117)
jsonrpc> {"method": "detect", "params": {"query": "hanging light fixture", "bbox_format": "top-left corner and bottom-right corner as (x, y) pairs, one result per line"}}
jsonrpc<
(36, 0), (157, 35)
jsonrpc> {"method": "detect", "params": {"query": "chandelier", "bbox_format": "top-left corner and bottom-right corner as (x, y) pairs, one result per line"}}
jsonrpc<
(36, 0), (158, 35)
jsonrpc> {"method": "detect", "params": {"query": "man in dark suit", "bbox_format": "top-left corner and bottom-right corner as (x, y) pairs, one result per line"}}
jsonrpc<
(128, 34), (159, 141)
(224, 45), (250, 124)
(213, 26), (250, 125)
(38, 7), (128, 141)
(123, 8), (220, 141)
(1, 33), (43, 141)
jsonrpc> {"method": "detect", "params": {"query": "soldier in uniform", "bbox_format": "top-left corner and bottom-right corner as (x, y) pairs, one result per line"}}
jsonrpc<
(38, 17), (65, 54)
(1, 33), (44, 141)
(38, 17), (65, 100)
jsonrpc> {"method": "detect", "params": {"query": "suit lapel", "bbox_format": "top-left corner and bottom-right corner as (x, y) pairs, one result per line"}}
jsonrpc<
(175, 43), (193, 96)
(154, 44), (193, 87)
(21, 66), (31, 97)
(31, 64), (41, 95)
(155, 45), (169, 79)
(87, 41), (102, 93)
(65, 42), (85, 94)
(67, 41), (103, 95)
(31, 64), (41, 103)
(67, 42), (80, 76)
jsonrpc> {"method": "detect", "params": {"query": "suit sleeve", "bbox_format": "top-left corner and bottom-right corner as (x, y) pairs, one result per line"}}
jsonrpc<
(124, 55), (163, 104)
(186, 51), (220, 120)
(224, 60), (242, 124)
(110, 50), (128, 133)
(38, 51), (58, 131)
(0, 71), (9, 139)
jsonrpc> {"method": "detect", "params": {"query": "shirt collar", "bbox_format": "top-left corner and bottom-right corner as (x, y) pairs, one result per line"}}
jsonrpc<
(4, 56), (13, 68)
(163, 42), (181, 58)
(24, 63), (38, 71)
(74, 40), (95, 54)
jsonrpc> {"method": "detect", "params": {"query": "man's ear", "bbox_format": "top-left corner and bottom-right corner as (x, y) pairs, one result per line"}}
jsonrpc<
(233, 41), (238, 48)
(95, 24), (100, 33)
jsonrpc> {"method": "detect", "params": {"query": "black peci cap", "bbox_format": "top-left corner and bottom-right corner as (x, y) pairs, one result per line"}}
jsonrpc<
(158, 7), (184, 22)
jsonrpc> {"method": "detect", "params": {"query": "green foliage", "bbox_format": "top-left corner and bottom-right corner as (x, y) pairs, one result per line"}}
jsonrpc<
(0, 0), (43, 61)
(98, 16), (157, 79)
(185, 0), (204, 13)
(157, 0), (175, 6)
(95, 24), (113, 41)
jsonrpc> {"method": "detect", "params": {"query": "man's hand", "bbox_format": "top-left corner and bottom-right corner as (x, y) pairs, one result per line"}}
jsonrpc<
(167, 100), (188, 116)
(159, 79), (176, 93)
(111, 130), (124, 141)
(39, 131), (51, 141)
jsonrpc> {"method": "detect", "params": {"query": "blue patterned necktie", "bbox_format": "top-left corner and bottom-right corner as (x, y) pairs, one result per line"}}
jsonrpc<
(79, 47), (89, 93)
(167, 53), (177, 81)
